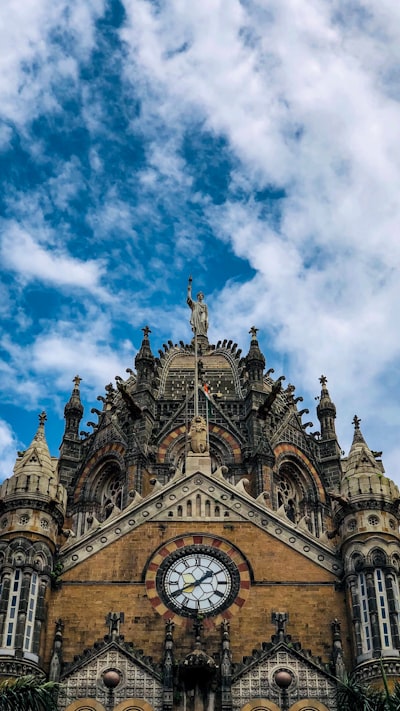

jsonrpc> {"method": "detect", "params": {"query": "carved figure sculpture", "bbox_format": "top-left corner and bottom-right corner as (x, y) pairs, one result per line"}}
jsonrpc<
(189, 415), (208, 454)
(187, 276), (209, 337)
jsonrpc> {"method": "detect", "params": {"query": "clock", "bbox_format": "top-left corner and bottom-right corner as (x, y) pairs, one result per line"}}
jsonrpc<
(158, 546), (239, 617)
(145, 535), (251, 623)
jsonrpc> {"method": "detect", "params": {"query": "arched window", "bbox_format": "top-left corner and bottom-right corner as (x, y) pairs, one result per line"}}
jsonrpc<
(357, 568), (400, 656)
(274, 458), (324, 536)
(4, 569), (21, 648)
(102, 471), (123, 520)
(23, 572), (38, 653)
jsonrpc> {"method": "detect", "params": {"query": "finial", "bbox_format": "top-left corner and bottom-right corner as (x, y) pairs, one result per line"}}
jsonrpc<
(353, 415), (361, 429)
(272, 611), (289, 643)
(319, 374), (327, 386)
(73, 375), (82, 388)
(39, 411), (47, 426)
(249, 326), (259, 340)
(142, 325), (151, 338)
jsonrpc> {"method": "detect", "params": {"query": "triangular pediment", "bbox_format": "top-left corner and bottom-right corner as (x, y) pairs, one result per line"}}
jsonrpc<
(61, 640), (163, 709)
(61, 466), (342, 576)
(61, 639), (161, 681)
(231, 640), (337, 709)
(90, 415), (127, 450)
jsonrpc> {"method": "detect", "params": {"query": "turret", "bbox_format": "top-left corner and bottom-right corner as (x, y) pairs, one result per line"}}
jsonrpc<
(333, 416), (400, 684)
(0, 412), (67, 677)
(245, 327), (265, 383)
(135, 326), (155, 389)
(59, 376), (84, 490)
(317, 375), (337, 440)
(315, 376), (342, 491)
(63, 374), (84, 439)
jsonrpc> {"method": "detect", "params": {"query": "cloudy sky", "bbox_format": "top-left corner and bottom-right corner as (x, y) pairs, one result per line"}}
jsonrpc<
(1, 0), (400, 484)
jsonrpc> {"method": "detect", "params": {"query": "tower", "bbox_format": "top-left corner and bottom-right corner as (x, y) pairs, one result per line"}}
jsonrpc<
(332, 416), (400, 685)
(0, 412), (66, 677)
(1, 279), (400, 710)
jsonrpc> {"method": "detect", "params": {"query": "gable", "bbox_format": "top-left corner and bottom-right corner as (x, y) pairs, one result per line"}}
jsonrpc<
(60, 645), (163, 711)
(232, 644), (337, 711)
(60, 469), (341, 576)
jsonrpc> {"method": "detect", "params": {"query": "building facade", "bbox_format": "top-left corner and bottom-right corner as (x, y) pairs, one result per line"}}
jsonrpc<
(0, 288), (399, 711)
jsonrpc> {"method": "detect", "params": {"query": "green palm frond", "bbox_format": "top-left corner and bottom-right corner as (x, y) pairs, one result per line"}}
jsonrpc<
(336, 672), (386, 711)
(0, 675), (59, 711)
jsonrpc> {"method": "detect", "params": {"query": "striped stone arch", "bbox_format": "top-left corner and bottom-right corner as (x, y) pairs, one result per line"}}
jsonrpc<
(73, 443), (126, 502)
(273, 444), (327, 504)
(64, 700), (105, 711)
(289, 701), (331, 711)
(240, 700), (280, 711)
(114, 700), (155, 711)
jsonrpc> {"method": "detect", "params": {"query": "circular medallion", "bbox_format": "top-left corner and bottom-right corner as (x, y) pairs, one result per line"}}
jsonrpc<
(145, 535), (251, 624)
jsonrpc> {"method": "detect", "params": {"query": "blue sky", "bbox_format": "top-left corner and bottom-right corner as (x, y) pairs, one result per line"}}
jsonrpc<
(1, 0), (400, 484)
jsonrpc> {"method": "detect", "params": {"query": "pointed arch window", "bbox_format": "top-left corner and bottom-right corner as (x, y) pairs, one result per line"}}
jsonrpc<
(358, 569), (400, 655)
(5, 569), (21, 648)
(23, 572), (38, 653)
(102, 473), (123, 519)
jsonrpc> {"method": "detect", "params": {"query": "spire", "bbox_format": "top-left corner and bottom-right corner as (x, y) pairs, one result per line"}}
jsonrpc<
(64, 375), (84, 438)
(344, 415), (382, 479)
(245, 326), (266, 382)
(13, 411), (55, 479)
(351, 414), (366, 445)
(135, 326), (155, 387)
(316, 375), (337, 440)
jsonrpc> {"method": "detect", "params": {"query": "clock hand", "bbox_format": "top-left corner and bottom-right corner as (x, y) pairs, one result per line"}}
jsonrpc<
(170, 570), (213, 597)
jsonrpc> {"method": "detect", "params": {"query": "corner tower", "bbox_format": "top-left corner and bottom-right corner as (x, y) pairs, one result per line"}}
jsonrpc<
(0, 412), (67, 677)
(333, 416), (400, 685)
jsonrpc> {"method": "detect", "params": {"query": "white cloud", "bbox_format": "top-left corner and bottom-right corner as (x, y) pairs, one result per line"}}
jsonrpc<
(0, 0), (106, 128)
(0, 419), (19, 482)
(0, 222), (108, 295)
(120, 0), (400, 477)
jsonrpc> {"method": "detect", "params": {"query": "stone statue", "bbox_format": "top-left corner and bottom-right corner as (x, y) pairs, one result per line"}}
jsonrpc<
(187, 276), (208, 337)
(189, 415), (208, 454)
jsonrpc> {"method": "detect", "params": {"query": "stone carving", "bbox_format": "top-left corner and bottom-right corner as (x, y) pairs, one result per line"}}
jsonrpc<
(59, 647), (163, 711)
(188, 415), (208, 454)
(187, 276), (208, 337)
(231, 647), (337, 711)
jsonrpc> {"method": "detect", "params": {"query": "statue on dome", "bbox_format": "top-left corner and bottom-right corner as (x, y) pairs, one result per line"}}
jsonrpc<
(187, 276), (208, 337)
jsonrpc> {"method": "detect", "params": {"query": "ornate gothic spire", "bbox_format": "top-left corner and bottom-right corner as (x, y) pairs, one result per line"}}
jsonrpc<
(64, 375), (84, 438)
(245, 326), (266, 382)
(316, 375), (337, 440)
(135, 326), (155, 386)
(13, 411), (55, 479)
(344, 415), (382, 479)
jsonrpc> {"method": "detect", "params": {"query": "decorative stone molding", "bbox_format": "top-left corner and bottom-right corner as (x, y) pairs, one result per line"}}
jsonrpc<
(61, 470), (342, 577)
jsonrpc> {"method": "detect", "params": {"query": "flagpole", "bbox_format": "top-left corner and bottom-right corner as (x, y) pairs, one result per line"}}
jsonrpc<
(194, 328), (199, 417)
(205, 386), (209, 450)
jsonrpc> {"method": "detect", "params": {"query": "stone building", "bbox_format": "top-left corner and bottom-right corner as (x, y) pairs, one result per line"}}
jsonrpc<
(0, 285), (399, 711)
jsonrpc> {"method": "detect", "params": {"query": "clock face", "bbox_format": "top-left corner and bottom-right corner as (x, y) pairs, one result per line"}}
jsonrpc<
(145, 535), (251, 624)
(156, 545), (241, 618)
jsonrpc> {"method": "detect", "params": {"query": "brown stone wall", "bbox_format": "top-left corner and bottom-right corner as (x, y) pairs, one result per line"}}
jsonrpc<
(43, 521), (350, 670)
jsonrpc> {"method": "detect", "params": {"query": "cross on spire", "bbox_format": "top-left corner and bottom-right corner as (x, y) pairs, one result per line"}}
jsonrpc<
(353, 414), (361, 429)
(39, 411), (47, 426)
